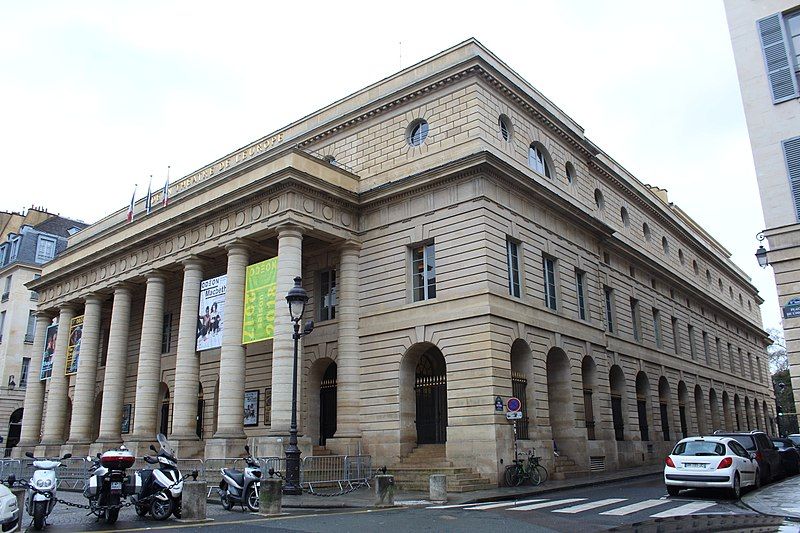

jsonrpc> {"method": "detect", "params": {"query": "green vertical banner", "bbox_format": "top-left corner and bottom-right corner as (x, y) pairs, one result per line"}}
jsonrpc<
(242, 257), (279, 344)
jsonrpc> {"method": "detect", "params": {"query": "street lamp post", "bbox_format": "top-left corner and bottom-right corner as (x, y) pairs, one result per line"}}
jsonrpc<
(775, 381), (786, 437)
(283, 276), (313, 495)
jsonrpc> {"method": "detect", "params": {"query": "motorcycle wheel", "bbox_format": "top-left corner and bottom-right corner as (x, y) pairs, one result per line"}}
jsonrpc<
(245, 486), (259, 512)
(221, 493), (233, 511)
(150, 496), (173, 521)
(135, 503), (149, 517)
(33, 500), (47, 531)
(106, 494), (120, 524)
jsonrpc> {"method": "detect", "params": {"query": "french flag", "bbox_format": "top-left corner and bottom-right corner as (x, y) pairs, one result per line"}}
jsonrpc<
(162, 178), (169, 207)
(126, 185), (137, 222)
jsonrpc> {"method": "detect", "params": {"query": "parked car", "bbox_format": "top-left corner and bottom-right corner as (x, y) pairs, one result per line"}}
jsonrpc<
(0, 482), (19, 532)
(713, 431), (782, 484)
(664, 436), (760, 499)
(771, 438), (800, 475)
(788, 434), (800, 448)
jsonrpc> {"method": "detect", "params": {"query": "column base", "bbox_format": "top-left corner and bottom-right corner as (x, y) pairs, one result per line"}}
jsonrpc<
(35, 444), (65, 458)
(204, 437), (248, 459)
(11, 443), (37, 459)
(249, 436), (314, 459)
(59, 443), (91, 459)
(323, 436), (363, 456)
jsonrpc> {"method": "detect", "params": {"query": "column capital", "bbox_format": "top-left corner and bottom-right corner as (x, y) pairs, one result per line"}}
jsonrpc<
(110, 281), (135, 294)
(180, 255), (207, 271)
(274, 222), (308, 239)
(143, 269), (168, 282)
(34, 309), (55, 320)
(222, 238), (256, 255)
(58, 302), (79, 313)
(340, 240), (361, 253)
(80, 292), (105, 305)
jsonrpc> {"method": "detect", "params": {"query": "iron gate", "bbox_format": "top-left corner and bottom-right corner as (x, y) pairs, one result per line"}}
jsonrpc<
(415, 374), (447, 444)
(512, 371), (529, 439)
(320, 365), (337, 445)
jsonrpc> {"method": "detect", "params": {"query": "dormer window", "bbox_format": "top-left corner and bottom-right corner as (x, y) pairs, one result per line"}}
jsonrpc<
(67, 226), (81, 236)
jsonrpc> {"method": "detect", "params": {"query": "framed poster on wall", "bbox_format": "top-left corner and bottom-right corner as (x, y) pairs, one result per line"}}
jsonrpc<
(264, 387), (271, 426)
(121, 404), (132, 434)
(244, 390), (259, 427)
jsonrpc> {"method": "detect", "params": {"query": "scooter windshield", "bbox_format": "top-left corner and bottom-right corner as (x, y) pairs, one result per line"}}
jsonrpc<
(156, 433), (175, 457)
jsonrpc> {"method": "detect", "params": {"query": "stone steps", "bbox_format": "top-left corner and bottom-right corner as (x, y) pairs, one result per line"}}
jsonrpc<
(388, 444), (494, 492)
(551, 454), (590, 480)
(312, 445), (332, 456)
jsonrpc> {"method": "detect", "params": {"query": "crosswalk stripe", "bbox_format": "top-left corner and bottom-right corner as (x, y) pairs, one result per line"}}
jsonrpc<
(511, 498), (586, 511)
(650, 501), (716, 518)
(552, 498), (627, 514)
(599, 499), (671, 516)
(465, 499), (544, 510)
(427, 503), (477, 509)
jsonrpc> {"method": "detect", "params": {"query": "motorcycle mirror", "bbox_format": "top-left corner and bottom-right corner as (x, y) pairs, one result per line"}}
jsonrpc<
(244, 445), (250, 453)
(24, 452), (33, 459)
(6, 474), (15, 487)
(96, 453), (101, 459)
(62, 453), (72, 459)
(149, 444), (157, 452)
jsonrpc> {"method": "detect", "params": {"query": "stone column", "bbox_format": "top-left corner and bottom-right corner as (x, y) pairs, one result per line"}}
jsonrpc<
(17, 312), (54, 449)
(67, 294), (104, 444)
(131, 272), (166, 440)
(39, 304), (77, 445)
(96, 284), (133, 444)
(170, 258), (204, 440)
(214, 242), (250, 439)
(334, 242), (361, 438)
(270, 226), (303, 434)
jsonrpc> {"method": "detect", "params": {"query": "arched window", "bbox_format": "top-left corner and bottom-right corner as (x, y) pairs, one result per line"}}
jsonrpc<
(565, 161), (577, 185)
(528, 143), (551, 178)
(620, 207), (630, 227)
(498, 115), (512, 141)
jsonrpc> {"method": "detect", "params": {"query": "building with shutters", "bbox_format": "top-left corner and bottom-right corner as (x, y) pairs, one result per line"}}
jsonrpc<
(0, 209), (86, 456)
(18, 39), (774, 487)
(725, 1), (800, 421)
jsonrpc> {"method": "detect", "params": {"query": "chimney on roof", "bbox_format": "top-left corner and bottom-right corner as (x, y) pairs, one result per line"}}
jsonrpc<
(647, 185), (669, 204)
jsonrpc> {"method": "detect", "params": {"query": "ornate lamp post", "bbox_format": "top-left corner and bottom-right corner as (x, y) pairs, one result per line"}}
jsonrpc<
(283, 276), (313, 495)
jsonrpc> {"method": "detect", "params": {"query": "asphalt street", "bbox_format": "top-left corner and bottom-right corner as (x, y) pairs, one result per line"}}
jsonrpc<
(23, 474), (798, 532)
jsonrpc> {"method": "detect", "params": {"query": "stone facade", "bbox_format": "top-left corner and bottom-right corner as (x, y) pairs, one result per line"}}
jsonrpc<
(19, 40), (773, 485)
(725, 1), (800, 420)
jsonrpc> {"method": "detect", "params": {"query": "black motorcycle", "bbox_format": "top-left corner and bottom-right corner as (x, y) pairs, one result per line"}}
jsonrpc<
(83, 446), (139, 524)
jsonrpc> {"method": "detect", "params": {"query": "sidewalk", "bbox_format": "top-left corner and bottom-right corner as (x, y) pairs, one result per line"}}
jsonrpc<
(742, 474), (800, 519)
(278, 463), (663, 509)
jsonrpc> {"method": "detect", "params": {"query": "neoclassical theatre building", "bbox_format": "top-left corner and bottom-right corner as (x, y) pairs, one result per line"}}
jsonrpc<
(18, 39), (774, 487)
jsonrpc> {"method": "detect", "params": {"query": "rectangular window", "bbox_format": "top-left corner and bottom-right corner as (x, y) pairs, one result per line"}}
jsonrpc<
(161, 313), (173, 354)
(0, 311), (5, 343)
(411, 242), (436, 302)
(576, 269), (587, 320)
(716, 337), (722, 368)
(757, 13), (800, 103)
(748, 353), (754, 379)
(543, 256), (557, 310)
(738, 348), (744, 372)
(583, 389), (595, 440)
(20, 357), (30, 388)
(35, 236), (57, 264)
(506, 239), (521, 298)
(671, 316), (680, 355)
(24, 311), (35, 343)
(652, 309), (662, 348)
(782, 136), (800, 222)
(728, 343), (734, 371)
(604, 286), (615, 333)
(630, 298), (641, 341)
(688, 325), (696, 359)
(757, 356), (763, 382)
(319, 269), (337, 320)
(702, 331), (709, 365)
(1, 275), (10, 302)
(9, 238), (19, 261)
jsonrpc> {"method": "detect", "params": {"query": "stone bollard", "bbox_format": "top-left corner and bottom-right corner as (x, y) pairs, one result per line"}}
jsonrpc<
(259, 479), (283, 516)
(429, 474), (447, 504)
(11, 487), (24, 531)
(374, 475), (395, 507)
(179, 480), (207, 521)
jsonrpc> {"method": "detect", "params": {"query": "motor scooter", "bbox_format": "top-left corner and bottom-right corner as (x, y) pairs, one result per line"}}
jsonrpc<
(218, 445), (261, 511)
(132, 434), (184, 520)
(83, 446), (140, 524)
(23, 451), (71, 531)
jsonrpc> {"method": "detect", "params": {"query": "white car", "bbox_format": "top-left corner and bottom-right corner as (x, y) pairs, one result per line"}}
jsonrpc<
(0, 483), (19, 532)
(664, 436), (760, 499)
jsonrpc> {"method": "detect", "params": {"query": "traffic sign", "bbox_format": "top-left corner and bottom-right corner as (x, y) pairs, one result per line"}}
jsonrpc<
(506, 411), (523, 420)
(507, 397), (522, 412)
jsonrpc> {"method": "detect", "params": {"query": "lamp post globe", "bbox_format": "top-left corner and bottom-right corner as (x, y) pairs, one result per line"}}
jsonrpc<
(755, 245), (769, 268)
(283, 276), (308, 495)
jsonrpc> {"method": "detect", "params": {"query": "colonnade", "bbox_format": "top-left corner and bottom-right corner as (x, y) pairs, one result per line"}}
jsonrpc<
(17, 227), (362, 455)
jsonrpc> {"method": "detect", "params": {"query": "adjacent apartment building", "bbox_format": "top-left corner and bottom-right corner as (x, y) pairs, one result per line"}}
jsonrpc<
(725, 1), (800, 420)
(0, 209), (86, 455)
(18, 39), (773, 487)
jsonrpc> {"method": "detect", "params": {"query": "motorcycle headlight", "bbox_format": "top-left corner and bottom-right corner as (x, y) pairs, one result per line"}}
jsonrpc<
(35, 479), (52, 488)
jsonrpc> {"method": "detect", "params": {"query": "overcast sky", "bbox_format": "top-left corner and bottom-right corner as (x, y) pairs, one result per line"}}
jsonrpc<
(0, 1), (781, 331)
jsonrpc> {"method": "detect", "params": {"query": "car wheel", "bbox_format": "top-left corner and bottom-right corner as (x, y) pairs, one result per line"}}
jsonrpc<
(730, 473), (741, 500)
(667, 486), (680, 497)
(762, 465), (771, 485)
(753, 469), (762, 491)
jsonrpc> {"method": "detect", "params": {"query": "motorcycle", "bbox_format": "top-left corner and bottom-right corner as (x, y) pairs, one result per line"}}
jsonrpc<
(23, 451), (71, 531)
(132, 434), (184, 520)
(83, 446), (139, 524)
(218, 445), (261, 512)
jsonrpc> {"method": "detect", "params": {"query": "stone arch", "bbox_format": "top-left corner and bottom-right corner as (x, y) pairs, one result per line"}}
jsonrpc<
(511, 339), (533, 440)
(709, 388), (721, 431)
(307, 357), (337, 446)
(399, 343), (447, 453)
(678, 381), (690, 437)
(734, 394), (742, 431)
(635, 371), (652, 442)
(157, 382), (171, 436)
(694, 384), (707, 435)
(546, 348), (575, 449)
(745, 396), (753, 430)
(4, 408), (23, 456)
(658, 377), (672, 441)
(581, 356), (598, 440)
(722, 391), (732, 431)
(609, 365), (626, 441)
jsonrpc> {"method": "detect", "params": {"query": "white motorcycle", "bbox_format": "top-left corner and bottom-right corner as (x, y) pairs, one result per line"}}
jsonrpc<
(23, 451), (72, 530)
(132, 434), (184, 520)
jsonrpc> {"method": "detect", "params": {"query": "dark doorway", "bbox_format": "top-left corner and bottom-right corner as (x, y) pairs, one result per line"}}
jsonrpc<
(637, 399), (650, 441)
(611, 395), (624, 441)
(196, 399), (204, 439)
(4, 408), (22, 457)
(319, 362), (337, 445)
(415, 350), (447, 444)
(660, 402), (671, 441)
(160, 392), (170, 436)
(512, 371), (529, 440)
(679, 405), (688, 437)
(583, 390), (595, 440)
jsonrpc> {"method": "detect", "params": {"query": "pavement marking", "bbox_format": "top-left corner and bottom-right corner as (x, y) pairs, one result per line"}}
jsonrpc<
(552, 498), (627, 514)
(511, 498), (586, 511)
(599, 498), (671, 516)
(427, 503), (478, 509)
(649, 500), (716, 518)
(465, 499), (544, 510)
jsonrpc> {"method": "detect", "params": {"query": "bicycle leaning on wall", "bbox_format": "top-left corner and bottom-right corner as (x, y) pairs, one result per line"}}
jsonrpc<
(504, 450), (549, 487)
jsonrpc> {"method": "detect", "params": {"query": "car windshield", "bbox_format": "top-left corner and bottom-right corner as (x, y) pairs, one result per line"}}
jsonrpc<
(773, 440), (789, 449)
(728, 436), (756, 451)
(790, 435), (800, 446)
(673, 441), (726, 456)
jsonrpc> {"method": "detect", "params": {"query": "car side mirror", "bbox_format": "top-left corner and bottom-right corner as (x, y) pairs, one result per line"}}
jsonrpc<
(749, 452), (757, 460)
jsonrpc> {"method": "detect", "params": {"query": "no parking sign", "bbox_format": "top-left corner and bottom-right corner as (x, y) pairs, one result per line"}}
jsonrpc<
(507, 397), (522, 412)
